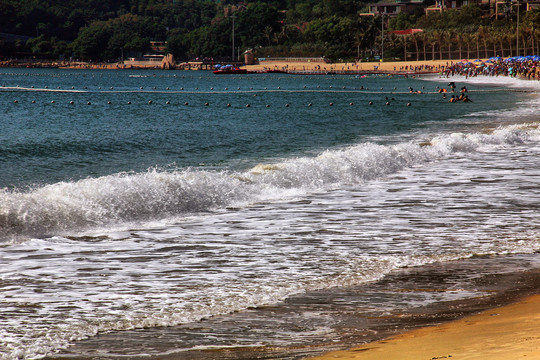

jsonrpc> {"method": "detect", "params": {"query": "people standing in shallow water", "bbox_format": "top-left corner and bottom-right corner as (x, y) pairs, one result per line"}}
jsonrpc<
(449, 94), (472, 103)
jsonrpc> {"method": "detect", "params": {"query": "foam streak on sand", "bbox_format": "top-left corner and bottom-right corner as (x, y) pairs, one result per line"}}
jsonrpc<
(310, 294), (540, 360)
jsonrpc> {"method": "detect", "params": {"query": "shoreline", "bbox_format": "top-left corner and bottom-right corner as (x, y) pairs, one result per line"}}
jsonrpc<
(0, 59), (454, 74)
(308, 293), (540, 360)
(46, 254), (540, 360)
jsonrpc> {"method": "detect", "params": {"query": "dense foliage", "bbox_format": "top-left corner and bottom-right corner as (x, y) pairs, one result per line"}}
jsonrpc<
(1, 0), (539, 62)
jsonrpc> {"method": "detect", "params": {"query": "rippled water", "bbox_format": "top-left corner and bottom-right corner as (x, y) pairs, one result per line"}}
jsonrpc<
(0, 69), (539, 359)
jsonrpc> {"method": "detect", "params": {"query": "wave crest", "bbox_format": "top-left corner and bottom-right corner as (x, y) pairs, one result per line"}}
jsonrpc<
(1, 123), (538, 240)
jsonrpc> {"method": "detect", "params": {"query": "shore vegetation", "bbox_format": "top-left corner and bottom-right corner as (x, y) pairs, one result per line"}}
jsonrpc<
(1, 0), (539, 63)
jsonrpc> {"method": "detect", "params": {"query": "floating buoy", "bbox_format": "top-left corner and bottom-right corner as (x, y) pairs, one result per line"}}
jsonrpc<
(166, 101), (170, 104)
(87, 101), (91, 105)
(266, 104), (270, 108)
(72, 86), (74, 89)
(329, 102), (333, 106)
(13, 100), (18, 103)
(285, 104), (289, 107)
(127, 101), (131, 104)
(211, 87), (214, 90)
(225, 87), (228, 90)
(407, 102), (412, 106)
(69, 101), (74, 105)
(246, 104), (250, 107)
(349, 102), (354, 106)
(31, 85), (34, 88)
(140, 87), (143, 89)
(107, 101), (112, 104)
(368, 101), (373, 105)
(31, 100), (36, 104)
(110, 87), (114, 90)
(166, 87), (170, 90)
(45, 86), (48, 89)
(205, 102), (209, 106)
(226, 103), (231, 107)
(181, 87), (184, 90)
(386, 102), (390, 105)
(51, 100), (55, 103)
(184, 102), (189, 106)
(308, 103), (312, 107)
(148, 100), (153, 104)
(98, 87), (101, 90)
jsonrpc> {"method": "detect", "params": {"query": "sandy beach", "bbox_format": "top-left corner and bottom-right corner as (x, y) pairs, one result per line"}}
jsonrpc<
(309, 294), (540, 360)
(244, 59), (454, 74)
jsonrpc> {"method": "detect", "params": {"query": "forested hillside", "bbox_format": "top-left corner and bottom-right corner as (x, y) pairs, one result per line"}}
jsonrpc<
(1, 0), (539, 62)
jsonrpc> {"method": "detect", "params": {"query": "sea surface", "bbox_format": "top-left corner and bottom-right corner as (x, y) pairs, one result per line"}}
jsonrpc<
(0, 69), (539, 359)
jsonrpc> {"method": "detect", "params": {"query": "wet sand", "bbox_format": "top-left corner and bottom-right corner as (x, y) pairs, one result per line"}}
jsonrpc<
(309, 294), (540, 360)
(47, 254), (540, 360)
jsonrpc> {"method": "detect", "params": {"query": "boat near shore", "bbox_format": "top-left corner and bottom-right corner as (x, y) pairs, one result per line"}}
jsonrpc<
(213, 64), (253, 74)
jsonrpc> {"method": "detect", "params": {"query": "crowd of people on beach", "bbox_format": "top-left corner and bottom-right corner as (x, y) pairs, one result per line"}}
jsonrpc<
(443, 56), (540, 80)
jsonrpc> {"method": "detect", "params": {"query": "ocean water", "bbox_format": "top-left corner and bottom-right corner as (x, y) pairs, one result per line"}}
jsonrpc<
(0, 69), (539, 359)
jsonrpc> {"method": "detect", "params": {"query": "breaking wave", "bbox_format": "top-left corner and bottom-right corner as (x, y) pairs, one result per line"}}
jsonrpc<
(1, 122), (538, 241)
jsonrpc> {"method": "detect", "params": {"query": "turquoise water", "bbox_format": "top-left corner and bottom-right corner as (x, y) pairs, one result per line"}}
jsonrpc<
(0, 70), (521, 188)
(1, 69), (539, 359)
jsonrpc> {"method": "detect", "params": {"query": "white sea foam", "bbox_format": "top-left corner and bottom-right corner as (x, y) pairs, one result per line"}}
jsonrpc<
(1, 122), (540, 359)
(1, 122), (539, 242)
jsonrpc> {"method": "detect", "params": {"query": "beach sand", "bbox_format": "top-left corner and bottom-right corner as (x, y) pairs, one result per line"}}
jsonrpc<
(244, 59), (457, 73)
(309, 294), (540, 360)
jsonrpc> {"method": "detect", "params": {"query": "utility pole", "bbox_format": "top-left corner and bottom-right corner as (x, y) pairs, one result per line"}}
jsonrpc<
(232, 13), (236, 61)
(380, 11), (385, 62)
(516, 0), (520, 56)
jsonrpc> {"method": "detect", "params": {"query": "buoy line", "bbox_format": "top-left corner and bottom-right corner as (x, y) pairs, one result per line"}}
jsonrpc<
(1, 87), (533, 95)
(8, 100), (417, 107)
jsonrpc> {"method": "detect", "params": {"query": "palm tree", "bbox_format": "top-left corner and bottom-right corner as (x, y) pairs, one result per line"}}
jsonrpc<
(461, 32), (472, 60)
(456, 32), (464, 60)
(478, 26), (489, 58)
(433, 30), (444, 60)
(420, 32), (428, 60)
(474, 32), (480, 59)
(412, 32), (420, 61)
